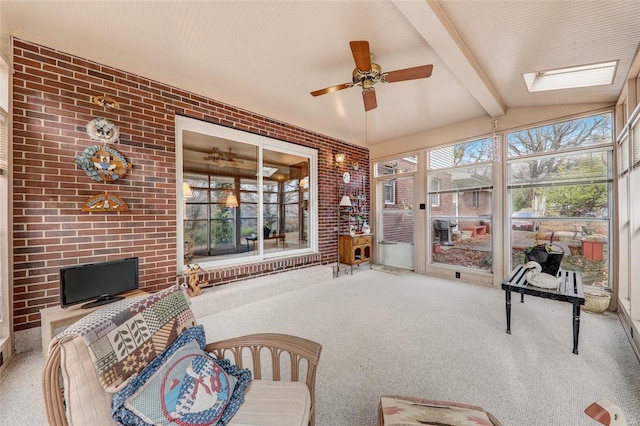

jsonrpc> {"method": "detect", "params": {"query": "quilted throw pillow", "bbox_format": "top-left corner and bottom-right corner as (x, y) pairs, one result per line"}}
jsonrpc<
(113, 326), (252, 426)
(56, 285), (197, 392)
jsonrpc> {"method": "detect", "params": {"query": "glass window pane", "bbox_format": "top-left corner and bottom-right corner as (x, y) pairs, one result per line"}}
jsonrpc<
(241, 180), (258, 191)
(210, 190), (231, 203)
(508, 151), (611, 188)
(240, 192), (258, 203)
(263, 182), (279, 192)
(185, 204), (207, 220)
(374, 156), (417, 177)
(510, 219), (609, 287)
(430, 138), (493, 169)
(507, 112), (613, 289)
(184, 220), (208, 256)
(429, 165), (493, 193)
(619, 133), (629, 175)
(210, 205), (234, 218)
(431, 217), (493, 273)
(508, 113), (612, 158)
(189, 189), (208, 203)
(240, 218), (258, 237)
(210, 176), (235, 188)
(263, 192), (279, 203)
(384, 182), (395, 204)
(285, 190), (299, 204)
(185, 173), (208, 189)
(183, 127), (313, 264)
(210, 220), (234, 247)
(284, 180), (299, 191)
(633, 119), (640, 169)
(429, 151), (494, 273)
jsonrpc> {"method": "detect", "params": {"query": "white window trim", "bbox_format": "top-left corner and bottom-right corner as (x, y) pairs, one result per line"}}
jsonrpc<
(175, 116), (318, 272)
(384, 181), (396, 205)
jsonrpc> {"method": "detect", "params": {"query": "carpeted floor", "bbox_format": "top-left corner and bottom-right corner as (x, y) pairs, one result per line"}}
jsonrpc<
(1, 265), (639, 425)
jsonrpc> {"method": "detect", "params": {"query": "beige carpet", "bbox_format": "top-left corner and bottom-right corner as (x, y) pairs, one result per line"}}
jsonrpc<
(193, 266), (640, 425)
(1, 265), (639, 426)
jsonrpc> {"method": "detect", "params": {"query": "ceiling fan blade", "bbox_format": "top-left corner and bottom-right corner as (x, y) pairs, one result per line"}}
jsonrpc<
(383, 64), (433, 83)
(362, 89), (377, 111)
(350, 40), (372, 71)
(310, 83), (352, 97)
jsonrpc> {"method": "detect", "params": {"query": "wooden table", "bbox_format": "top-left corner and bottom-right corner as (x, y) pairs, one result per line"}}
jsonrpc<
(502, 265), (584, 354)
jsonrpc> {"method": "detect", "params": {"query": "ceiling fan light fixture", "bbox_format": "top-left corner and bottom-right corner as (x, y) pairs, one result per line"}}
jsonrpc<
(352, 63), (382, 87)
(310, 41), (433, 111)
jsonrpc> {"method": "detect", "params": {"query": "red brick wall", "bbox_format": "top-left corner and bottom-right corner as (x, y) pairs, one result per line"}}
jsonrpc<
(381, 178), (414, 243)
(11, 39), (369, 331)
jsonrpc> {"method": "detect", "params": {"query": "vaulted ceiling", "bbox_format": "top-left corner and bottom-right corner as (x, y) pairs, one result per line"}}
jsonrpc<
(2, 1), (639, 148)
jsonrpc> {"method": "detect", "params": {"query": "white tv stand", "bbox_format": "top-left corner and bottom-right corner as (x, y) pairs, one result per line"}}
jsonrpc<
(40, 289), (147, 357)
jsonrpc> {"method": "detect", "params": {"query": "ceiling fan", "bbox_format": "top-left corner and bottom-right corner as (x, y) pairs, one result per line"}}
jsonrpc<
(310, 40), (433, 111)
(202, 147), (244, 167)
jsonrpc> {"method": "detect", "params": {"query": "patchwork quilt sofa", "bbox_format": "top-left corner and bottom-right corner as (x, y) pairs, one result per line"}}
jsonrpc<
(42, 285), (322, 426)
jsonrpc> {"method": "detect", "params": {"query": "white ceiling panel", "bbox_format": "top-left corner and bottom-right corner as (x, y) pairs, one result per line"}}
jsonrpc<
(2, 0), (639, 147)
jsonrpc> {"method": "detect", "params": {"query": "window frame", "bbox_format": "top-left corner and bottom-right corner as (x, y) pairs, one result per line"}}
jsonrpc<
(176, 116), (318, 271)
(506, 112), (614, 288)
(384, 180), (396, 205)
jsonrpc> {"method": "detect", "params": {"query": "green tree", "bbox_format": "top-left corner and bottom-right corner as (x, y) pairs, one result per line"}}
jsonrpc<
(538, 155), (608, 216)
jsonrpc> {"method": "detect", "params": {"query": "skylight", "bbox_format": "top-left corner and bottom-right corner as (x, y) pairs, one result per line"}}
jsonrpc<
(523, 61), (617, 92)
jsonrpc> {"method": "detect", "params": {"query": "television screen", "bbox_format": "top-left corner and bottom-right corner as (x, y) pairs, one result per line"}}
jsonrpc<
(60, 257), (139, 309)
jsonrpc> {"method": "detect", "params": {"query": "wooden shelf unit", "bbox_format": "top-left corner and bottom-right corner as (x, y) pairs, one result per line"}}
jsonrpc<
(339, 234), (373, 272)
(334, 179), (373, 276)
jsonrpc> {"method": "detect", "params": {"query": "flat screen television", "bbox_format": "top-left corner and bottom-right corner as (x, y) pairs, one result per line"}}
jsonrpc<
(60, 257), (139, 309)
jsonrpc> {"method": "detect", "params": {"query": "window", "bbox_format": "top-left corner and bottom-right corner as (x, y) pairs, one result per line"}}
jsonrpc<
(633, 115), (640, 170)
(507, 112), (613, 288)
(619, 131), (629, 177)
(384, 181), (395, 205)
(430, 178), (440, 207)
(374, 156), (417, 177)
(428, 138), (494, 273)
(177, 117), (316, 270)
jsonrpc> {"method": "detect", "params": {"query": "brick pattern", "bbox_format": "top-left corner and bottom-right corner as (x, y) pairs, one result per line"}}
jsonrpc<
(11, 38), (369, 331)
(381, 179), (414, 243)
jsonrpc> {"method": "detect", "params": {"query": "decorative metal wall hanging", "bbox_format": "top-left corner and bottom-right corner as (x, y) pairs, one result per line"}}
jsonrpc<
(91, 95), (119, 109)
(82, 193), (129, 212)
(86, 117), (119, 144)
(75, 144), (132, 182)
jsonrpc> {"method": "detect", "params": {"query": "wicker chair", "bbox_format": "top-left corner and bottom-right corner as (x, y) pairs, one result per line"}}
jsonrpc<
(43, 332), (322, 425)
